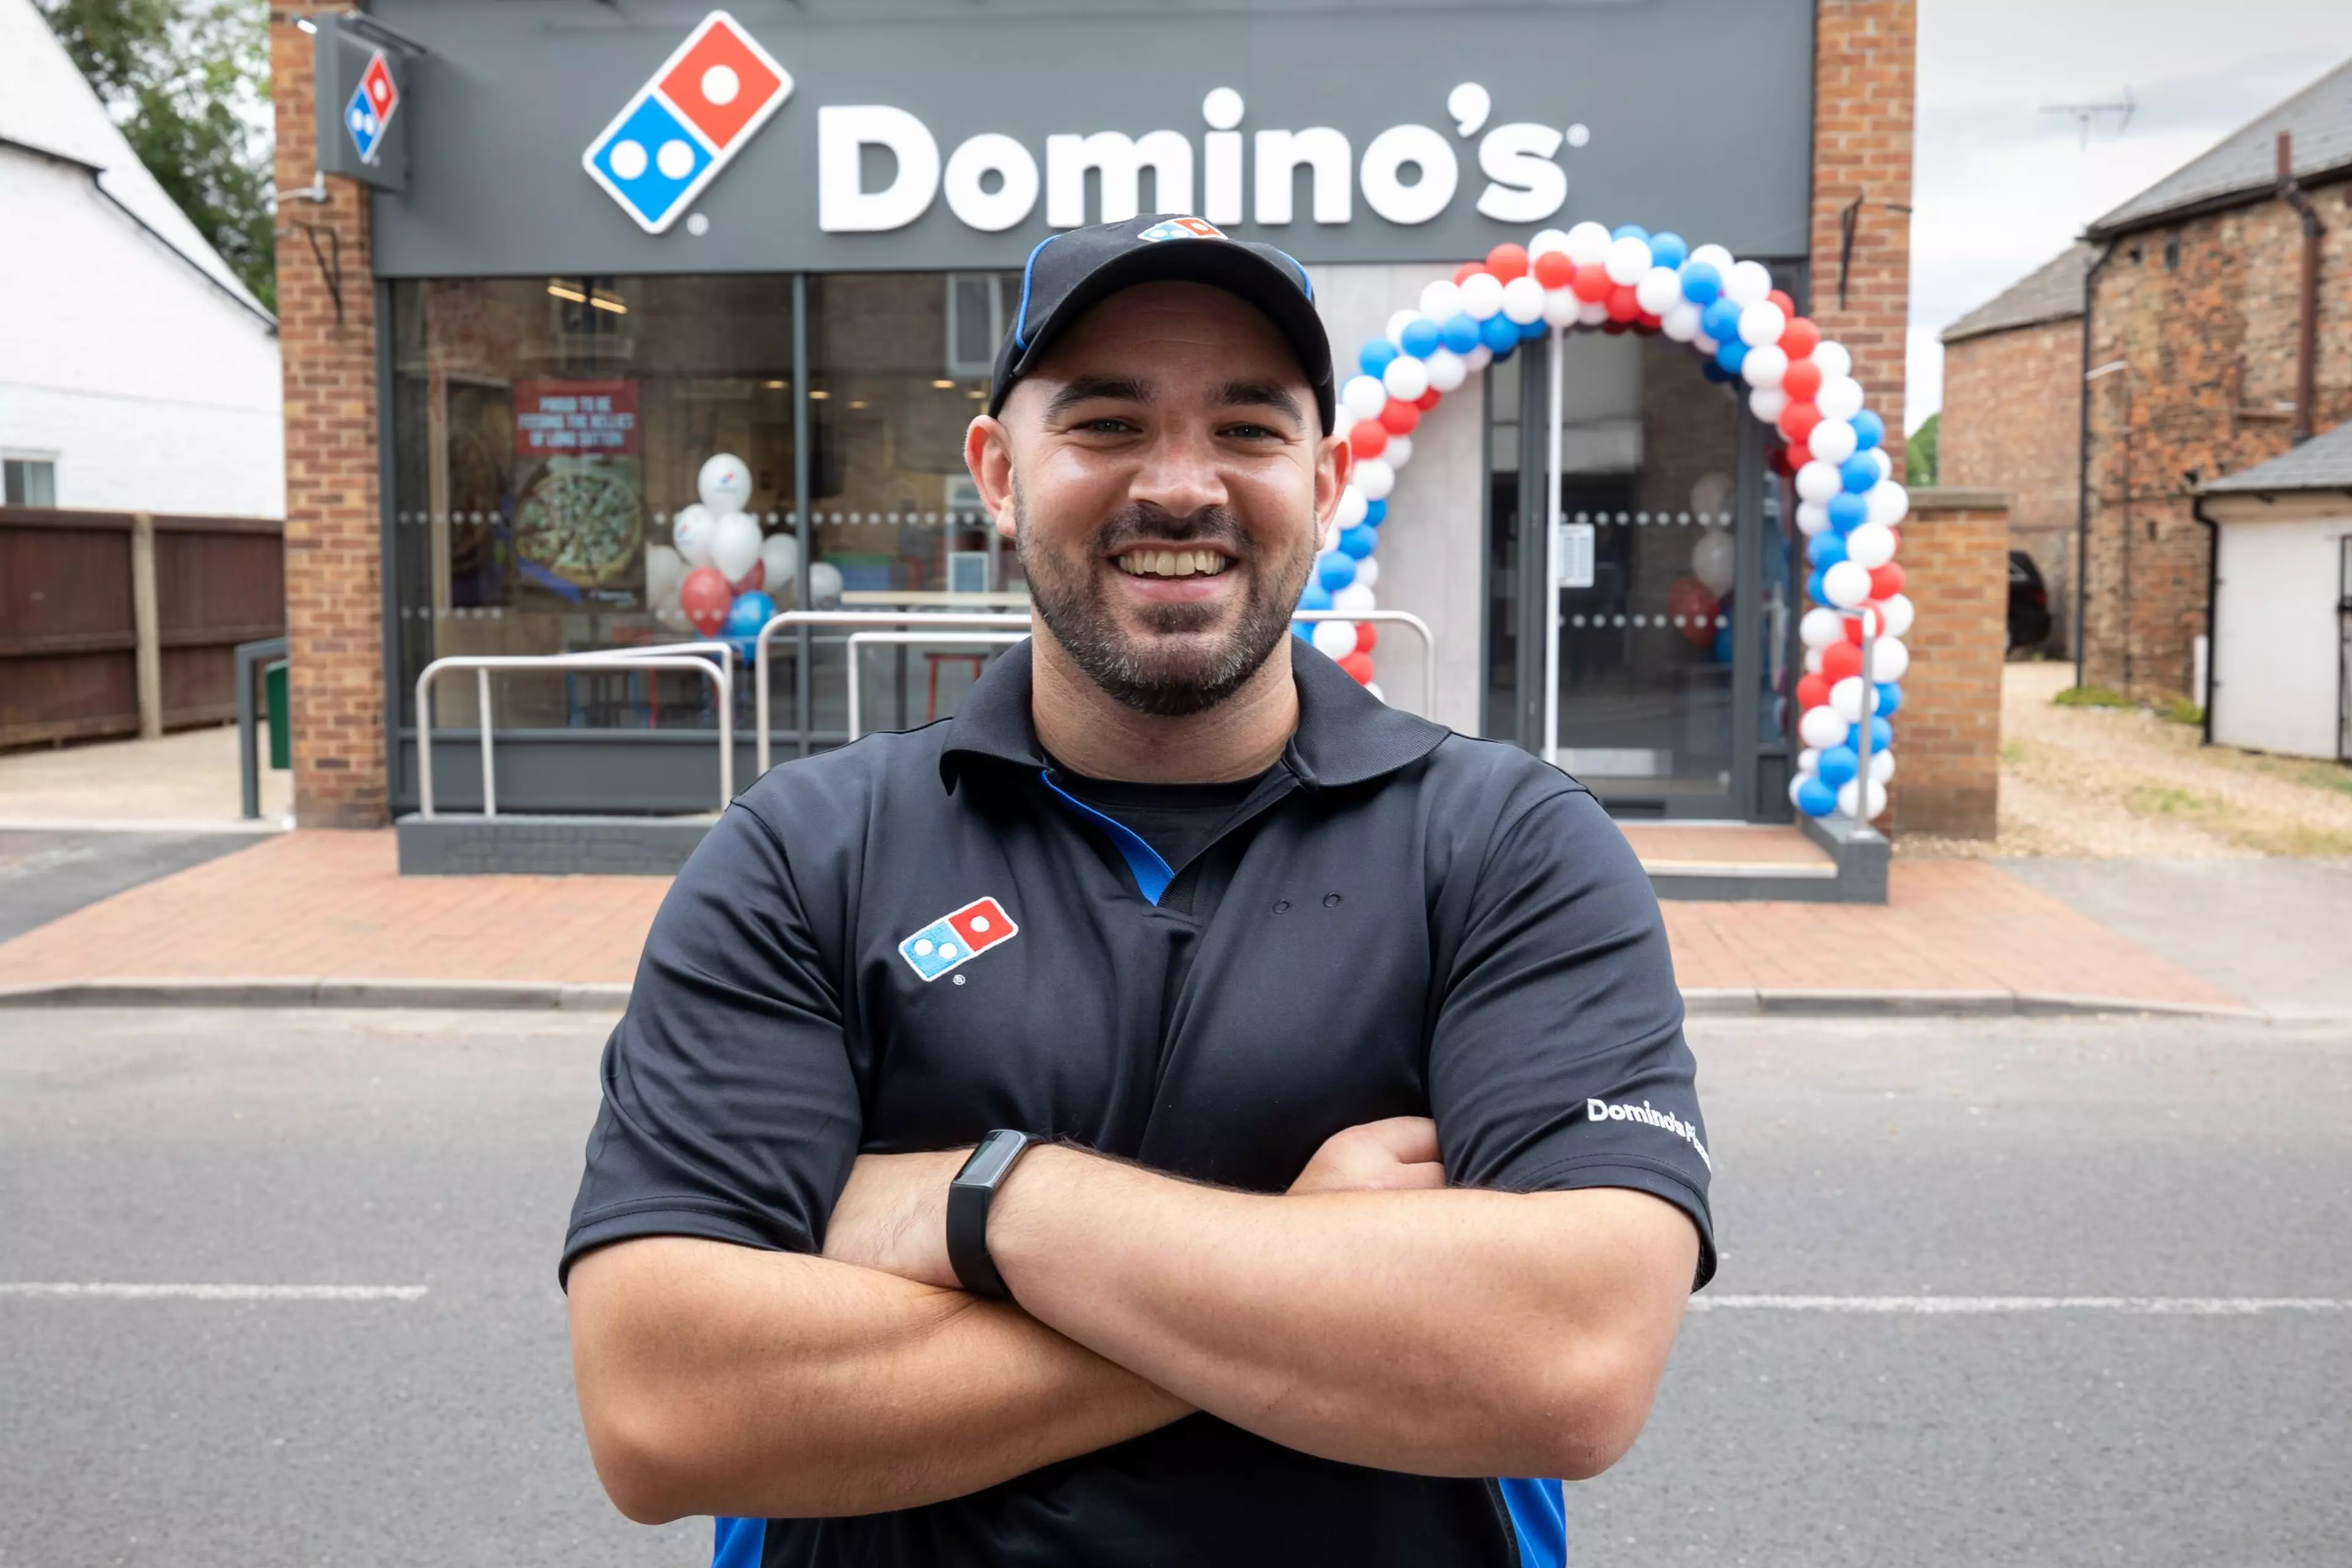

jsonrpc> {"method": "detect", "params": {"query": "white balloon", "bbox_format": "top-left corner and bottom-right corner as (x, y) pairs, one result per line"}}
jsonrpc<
(1800, 704), (1850, 749)
(807, 560), (843, 608)
(1795, 461), (1844, 504)
(758, 531), (800, 592)
(1866, 480), (1910, 528)
(1863, 636), (1910, 682)
(1353, 553), (1380, 587)
(1800, 606), (1846, 649)
(1870, 748), (1896, 783)
(1342, 375), (1390, 424)
(1426, 347), (1468, 392)
(1822, 559), (1872, 608)
(1694, 333), (1719, 357)
(1816, 375), (1864, 421)
(1660, 301), (1703, 342)
(1563, 221), (1613, 266)
(1749, 386), (1789, 423)
(1741, 345), (1789, 389)
(1311, 619), (1359, 658)
(1605, 235), (1653, 285)
(1460, 271), (1505, 320)
(1542, 288), (1580, 328)
(1795, 500), (1831, 537)
(1691, 528), (1735, 595)
(671, 503), (718, 568)
(1811, 342), (1853, 379)
(1844, 521), (1896, 570)
(1871, 448), (1895, 482)
(1386, 309), (1423, 347)
(1808, 418), (1858, 465)
(1686, 243), (1734, 276)
(1738, 301), (1787, 347)
(697, 453), (753, 514)
(1384, 435), (1413, 469)
(1382, 355), (1430, 401)
(1837, 778), (1889, 820)
(1635, 266), (1684, 317)
(1463, 344), (1493, 372)
(1877, 592), (1916, 638)
(1500, 274), (1547, 325)
(1529, 227), (1572, 258)
(1797, 747), (1821, 776)
(1577, 300), (1611, 327)
(645, 543), (685, 607)
(1789, 773), (1815, 809)
(1829, 676), (1880, 723)
(1354, 458), (1395, 500)
(1336, 486), (1368, 530)
(1804, 645), (1824, 674)
(1333, 582), (1377, 615)
(1419, 279), (1463, 323)
(711, 510), (763, 585)
(1725, 260), (1774, 308)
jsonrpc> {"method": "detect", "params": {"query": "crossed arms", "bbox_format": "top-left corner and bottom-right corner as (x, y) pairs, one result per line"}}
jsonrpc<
(567, 1117), (1700, 1524)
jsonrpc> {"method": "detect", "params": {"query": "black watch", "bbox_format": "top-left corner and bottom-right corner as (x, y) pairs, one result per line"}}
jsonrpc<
(948, 1130), (1042, 1299)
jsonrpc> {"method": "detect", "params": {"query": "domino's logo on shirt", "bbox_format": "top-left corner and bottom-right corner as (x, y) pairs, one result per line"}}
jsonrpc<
(899, 897), (1019, 982)
(582, 11), (793, 234)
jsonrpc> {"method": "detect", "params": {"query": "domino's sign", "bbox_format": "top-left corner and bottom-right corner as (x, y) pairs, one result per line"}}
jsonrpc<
(584, 12), (792, 234)
(345, 50), (400, 165)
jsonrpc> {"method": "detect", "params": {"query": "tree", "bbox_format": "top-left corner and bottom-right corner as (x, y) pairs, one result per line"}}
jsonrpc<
(37, 0), (275, 312)
(1905, 413), (1939, 488)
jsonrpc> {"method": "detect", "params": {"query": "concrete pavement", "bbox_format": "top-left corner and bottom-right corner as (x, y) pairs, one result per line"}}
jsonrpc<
(2, 1008), (2348, 1566)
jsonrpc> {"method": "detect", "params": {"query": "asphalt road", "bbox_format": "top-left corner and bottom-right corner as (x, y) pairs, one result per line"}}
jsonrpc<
(0, 830), (260, 946)
(1, 1008), (2346, 1567)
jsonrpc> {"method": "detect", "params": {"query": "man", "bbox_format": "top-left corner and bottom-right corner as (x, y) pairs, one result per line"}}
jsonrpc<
(563, 215), (1714, 1568)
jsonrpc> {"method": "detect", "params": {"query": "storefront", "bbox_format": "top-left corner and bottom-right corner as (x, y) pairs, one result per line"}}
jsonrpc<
(273, 0), (1915, 829)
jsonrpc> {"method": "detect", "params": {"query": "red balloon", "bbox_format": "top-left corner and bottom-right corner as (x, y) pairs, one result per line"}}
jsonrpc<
(1782, 358), (1823, 402)
(1606, 284), (1642, 322)
(1780, 401), (1822, 443)
(1349, 419), (1389, 458)
(1570, 262), (1613, 303)
(1379, 399), (1420, 435)
(1532, 251), (1575, 290)
(680, 567), (733, 636)
(1668, 577), (1721, 649)
(1354, 621), (1379, 655)
(1453, 261), (1487, 286)
(1338, 651), (1376, 685)
(1868, 562), (1905, 600)
(1770, 444), (1797, 477)
(1414, 387), (1443, 411)
(1781, 317), (1822, 361)
(1796, 672), (1831, 712)
(1766, 289), (1798, 319)
(1822, 641), (1864, 682)
(1485, 243), (1529, 282)
(1784, 438), (1812, 470)
(1602, 320), (1629, 335)
(729, 560), (764, 594)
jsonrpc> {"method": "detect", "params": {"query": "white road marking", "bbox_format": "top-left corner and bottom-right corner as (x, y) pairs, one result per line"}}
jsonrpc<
(0, 1283), (428, 1302)
(1691, 1295), (2350, 1315)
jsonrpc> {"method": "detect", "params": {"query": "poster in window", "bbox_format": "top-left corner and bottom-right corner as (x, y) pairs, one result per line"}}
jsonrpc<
(511, 380), (644, 603)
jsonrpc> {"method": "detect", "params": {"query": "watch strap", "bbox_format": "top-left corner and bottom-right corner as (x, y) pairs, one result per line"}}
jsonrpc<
(947, 1130), (1041, 1298)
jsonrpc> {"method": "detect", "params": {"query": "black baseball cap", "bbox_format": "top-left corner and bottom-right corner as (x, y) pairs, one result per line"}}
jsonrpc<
(987, 215), (1335, 432)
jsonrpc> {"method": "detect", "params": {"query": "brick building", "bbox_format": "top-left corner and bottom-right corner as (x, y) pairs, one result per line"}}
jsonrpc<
(270, 1), (1923, 835)
(1938, 244), (2090, 657)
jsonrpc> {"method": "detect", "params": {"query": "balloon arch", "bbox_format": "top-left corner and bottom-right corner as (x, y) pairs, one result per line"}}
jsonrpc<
(1306, 221), (1912, 822)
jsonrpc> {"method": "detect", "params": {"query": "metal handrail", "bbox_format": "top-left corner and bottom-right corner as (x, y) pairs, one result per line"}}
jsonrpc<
(1291, 610), (1439, 718)
(845, 631), (1031, 742)
(755, 610), (1033, 777)
(415, 650), (734, 820)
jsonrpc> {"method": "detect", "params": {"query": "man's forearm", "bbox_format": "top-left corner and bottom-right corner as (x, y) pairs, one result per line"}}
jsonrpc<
(987, 1147), (1696, 1480)
(567, 1235), (1188, 1522)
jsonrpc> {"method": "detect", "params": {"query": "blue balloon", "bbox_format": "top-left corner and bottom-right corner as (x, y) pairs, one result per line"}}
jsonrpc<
(1480, 313), (1521, 352)
(1817, 744), (1860, 786)
(1359, 337), (1398, 377)
(1399, 317), (1441, 358)
(1875, 681), (1903, 716)
(1711, 617), (1735, 665)
(1362, 498), (1389, 527)
(1442, 313), (1482, 353)
(725, 590), (775, 636)
(1338, 523), (1378, 559)
(1851, 410), (1887, 451)
(1796, 777), (1839, 817)
(1517, 315), (1547, 342)
(1715, 339), (1749, 375)
(1610, 223), (1650, 244)
(1298, 581), (1332, 612)
(1807, 565), (1831, 604)
(1701, 297), (1744, 343)
(1828, 492), (1870, 533)
(1702, 357), (1732, 383)
(1648, 232), (1689, 270)
(1317, 551), (1357, 592)
(1292, 620), (1312, 641)
(1848, 717), (1893, 755)
(1490, 337), (1516, 363)
(1680, 262), (1723, 306)
(1806, 530), (1847, 567)
(1840, 454), (1880, 494)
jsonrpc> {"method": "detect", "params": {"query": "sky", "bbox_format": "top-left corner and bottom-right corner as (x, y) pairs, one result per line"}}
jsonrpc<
(1905, 0), (2352, 433)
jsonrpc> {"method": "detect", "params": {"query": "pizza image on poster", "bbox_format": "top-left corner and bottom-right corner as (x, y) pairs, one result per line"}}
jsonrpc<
(511, 380), (644, 596)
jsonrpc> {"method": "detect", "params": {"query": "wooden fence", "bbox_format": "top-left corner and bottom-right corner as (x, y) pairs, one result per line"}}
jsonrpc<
(0, 507), (286, 749)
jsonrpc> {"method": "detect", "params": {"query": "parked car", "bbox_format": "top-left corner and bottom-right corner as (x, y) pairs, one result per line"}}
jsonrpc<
(2008, 550), (2054, 652)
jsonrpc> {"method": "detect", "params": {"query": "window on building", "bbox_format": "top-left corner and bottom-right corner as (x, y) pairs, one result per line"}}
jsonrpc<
(3, 456), (57, 507)
(2163, 236), (2181, 270)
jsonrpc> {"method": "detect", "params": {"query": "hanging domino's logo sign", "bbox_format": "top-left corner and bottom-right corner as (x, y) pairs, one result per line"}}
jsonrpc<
(584, 14), (1582, 238)
(584, 11), (793, 234)
(344, 48), (399, 165)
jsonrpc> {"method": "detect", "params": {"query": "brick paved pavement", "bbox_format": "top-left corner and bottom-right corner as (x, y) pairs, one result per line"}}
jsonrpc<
(0, 830), (2248, 1012)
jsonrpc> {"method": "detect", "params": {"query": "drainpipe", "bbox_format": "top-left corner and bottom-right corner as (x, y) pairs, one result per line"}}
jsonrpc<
(2191, 494), (2220, 746)
(2277, 132), (2324, 445)
(2075, 241), (2119, 689)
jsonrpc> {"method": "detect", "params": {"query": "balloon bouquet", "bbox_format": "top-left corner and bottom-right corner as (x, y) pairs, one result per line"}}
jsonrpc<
(646, 454), (843, 662)
(1327, 222), (1912, 823)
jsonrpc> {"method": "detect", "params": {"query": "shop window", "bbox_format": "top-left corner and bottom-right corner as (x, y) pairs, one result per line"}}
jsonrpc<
(3, 456), (57, 507)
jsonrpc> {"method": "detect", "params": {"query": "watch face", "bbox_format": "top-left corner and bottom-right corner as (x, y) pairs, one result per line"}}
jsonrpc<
(960, 1131), (1028, 1188)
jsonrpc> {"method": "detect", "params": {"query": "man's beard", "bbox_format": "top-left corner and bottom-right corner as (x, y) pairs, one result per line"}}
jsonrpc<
(1014, 482), (1315, 718)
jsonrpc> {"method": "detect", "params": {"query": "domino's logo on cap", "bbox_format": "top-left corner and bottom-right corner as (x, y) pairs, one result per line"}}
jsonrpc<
(582, 11), (792, 234)
(899, 897), (1020, 982)
(1139, 217), (1229, 243)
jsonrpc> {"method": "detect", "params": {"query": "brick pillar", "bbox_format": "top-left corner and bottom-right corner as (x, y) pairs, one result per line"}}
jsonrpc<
(271, 9), (388, 827)
(1809, 0), (1916, 440)
(1891, 488), (2008, 838)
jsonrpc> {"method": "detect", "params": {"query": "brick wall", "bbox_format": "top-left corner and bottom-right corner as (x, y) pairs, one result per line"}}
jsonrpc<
(1890, 488), (2007, 838)
(1810, 0), (1916, 442)
(2082, 181), (2352, 701)
(270, 9), (388, 827)
(1940, 316), (2083, 655)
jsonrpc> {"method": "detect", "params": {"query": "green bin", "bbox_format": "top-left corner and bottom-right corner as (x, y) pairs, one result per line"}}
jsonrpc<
(265, 660), (290, 771)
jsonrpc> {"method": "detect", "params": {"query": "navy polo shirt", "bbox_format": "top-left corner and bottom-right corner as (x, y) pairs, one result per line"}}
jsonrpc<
(564, 641), (1714, 1568)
